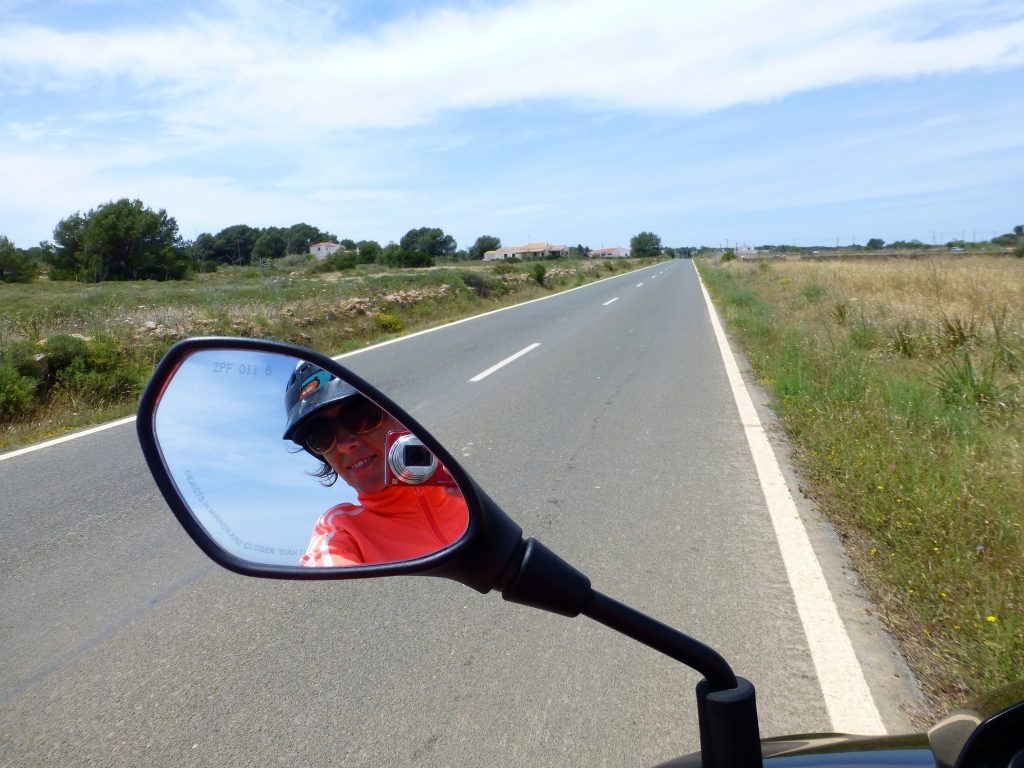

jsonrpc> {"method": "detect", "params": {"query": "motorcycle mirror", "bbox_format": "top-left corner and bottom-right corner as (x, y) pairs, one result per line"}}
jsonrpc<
(139, 338), (761, 768)
(136, 337), (524, 590)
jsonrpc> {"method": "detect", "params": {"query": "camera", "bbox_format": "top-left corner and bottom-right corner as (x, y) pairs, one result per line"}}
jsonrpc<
(384, 431), (457, 487)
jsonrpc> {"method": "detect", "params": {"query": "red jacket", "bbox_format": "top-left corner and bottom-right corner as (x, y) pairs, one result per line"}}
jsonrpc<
(300, 485), (468, 567)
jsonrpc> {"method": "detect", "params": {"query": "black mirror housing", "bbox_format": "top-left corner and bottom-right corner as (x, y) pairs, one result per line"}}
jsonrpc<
(136, 336), (524, 593)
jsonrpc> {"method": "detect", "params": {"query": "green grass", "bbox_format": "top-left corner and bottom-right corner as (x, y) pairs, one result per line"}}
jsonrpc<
(698, 257), (1023, 715)
(0, 257), (661, 450)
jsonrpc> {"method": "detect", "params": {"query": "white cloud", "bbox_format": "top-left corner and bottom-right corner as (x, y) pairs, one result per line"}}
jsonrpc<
(2, 0), (1022, 246)
(2, 0), (1023, 137)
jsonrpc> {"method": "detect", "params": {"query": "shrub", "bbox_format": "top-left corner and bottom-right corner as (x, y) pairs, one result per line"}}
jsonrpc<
(374, 313), (404, 333)
(2, 340), (47, 382)
(721, 250), (737, 262)
(849, 322), (880, 350)
(320, 252), (357, 272)
(938, 316), (977, 351)
(491, 261), (519, 275)
(56, 360), (145, 404)
(43, 334), (89, 376)
(933, 353), (999, 408)
(530, 263), (547, 286)
(803, 283), (825, 303)
(278, 252), (314, 268)
(461, 271), (492, 297)
(0, 364), (37, 420)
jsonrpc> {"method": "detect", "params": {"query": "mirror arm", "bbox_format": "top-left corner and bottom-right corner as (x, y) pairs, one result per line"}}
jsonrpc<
(500, 540), (761, 768)
(581, 592), (762, 768)
(498, 539), (740, 690)
(580, 591), (736, 689)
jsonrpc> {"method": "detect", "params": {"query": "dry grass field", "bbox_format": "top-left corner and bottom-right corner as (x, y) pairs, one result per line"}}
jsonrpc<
(699, 255), (1023, 717)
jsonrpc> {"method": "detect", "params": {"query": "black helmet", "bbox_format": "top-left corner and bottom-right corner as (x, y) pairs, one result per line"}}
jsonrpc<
(282, 360), (361, 447)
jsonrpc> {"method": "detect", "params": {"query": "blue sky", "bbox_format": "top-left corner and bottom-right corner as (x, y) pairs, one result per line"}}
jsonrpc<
(155, 348), (358, 565)
(2, 0), (1022, 250)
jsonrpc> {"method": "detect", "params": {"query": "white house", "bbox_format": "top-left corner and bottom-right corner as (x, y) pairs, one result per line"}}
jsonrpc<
(590, 247), (630, 258)
(310, 241), (342, 260)
(483, 242), (570, 261)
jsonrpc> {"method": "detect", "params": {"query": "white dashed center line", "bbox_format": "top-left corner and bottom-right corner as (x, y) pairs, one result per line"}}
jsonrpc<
(469, 343), (542, 383)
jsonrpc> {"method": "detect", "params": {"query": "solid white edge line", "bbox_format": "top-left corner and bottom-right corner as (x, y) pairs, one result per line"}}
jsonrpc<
(468, 342), (541, 383)
(603, 297), (619, 306)
(694, 261), (886, 736)
(0, 415), (138, 461)
(1, 262), (666, 461)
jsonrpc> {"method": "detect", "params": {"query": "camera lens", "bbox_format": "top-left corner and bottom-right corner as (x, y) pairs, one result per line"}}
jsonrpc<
(403, 445), (432, 467)
(387, 433), (438, 484)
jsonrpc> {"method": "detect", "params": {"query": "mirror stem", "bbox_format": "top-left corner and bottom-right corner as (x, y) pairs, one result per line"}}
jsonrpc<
(501, 539), (762, 768)
(581, 591), (736, 690)
(582, 593), (761, 768)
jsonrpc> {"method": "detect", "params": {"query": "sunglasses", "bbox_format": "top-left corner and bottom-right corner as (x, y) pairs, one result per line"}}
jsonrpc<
(302, 398), (386, 455)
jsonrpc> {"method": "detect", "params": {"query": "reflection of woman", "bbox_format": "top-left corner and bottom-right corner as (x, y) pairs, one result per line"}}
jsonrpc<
(282, 362), (468, 567)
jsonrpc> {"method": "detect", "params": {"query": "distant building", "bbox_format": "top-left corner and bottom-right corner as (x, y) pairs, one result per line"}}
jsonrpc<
(483, 242), (570, 261)
(590, 247), (630, 258)
(310, 241), (341, 260)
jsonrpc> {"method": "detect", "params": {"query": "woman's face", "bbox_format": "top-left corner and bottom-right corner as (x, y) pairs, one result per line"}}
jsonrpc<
(317, 402), (401, 495)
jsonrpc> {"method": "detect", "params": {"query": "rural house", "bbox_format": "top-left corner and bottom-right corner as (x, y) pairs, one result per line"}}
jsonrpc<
(590, 247), (630, 258)
(483, 242), (570, 261)
(310, 242), (342, 260)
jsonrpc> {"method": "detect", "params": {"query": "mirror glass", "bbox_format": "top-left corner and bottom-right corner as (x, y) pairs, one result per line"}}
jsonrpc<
(151, 348), (469, 568)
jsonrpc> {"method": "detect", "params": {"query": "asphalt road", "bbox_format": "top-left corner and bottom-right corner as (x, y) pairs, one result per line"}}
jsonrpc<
(0, 261), (916, 766)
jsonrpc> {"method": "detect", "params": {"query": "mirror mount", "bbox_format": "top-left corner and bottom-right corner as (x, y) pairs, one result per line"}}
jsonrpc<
(499, 538), (592, 616)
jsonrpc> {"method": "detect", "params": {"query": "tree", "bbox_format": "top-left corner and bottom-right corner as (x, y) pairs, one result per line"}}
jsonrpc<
(0, 236), (39, 282)
(355, 240), (382, 264)
(867, 238), (885, 250)
(47, 212), (88, 279)
(469, 235), (501, 261)
(46, 199), (186, 281)
(340, 238), (356, 250)
(252, 230), (288, 261)
(285, 223), (336, 255)
(189, 233), (217, 272)
(212, 224), (261, 265)
(1014, 225), (1023, 237)
(399, 227), (456, 259)
(382, 242), (434, 268)
(630, 231), (662, 258)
